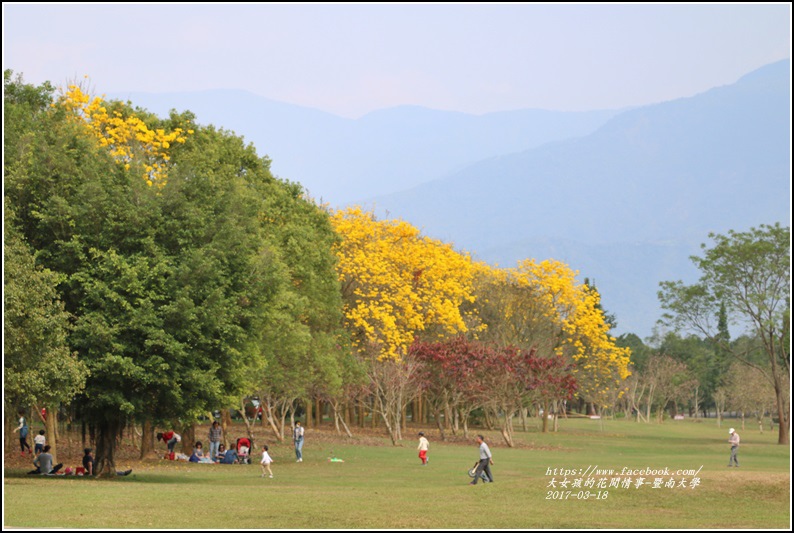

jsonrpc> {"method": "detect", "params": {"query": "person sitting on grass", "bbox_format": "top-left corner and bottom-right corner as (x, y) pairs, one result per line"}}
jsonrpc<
(82, 448), (132, 476)
(189, 441), (205, 462)
(27, 445), (62, 475)
(214, 444), (227, 462)
(219, 446), (238, 464)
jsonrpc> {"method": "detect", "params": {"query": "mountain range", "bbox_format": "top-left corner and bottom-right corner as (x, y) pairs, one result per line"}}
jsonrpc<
(110, 59), (791, 338)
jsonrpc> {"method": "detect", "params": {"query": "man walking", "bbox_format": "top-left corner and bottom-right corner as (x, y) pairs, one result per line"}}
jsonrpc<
(470, 435), (493, 485)
(728, 428), (740, 467)
(294, 421), (305, 462)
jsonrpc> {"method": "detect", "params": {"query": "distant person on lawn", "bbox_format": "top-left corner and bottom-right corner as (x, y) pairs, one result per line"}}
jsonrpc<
(260, 444), (274, 478)
(28, 445), (62, 475)
(469, 435), (494, 485)
(34, 430), (47, 455)
(417, 432), (429, 466)
(14, 410), (32, 456)
(728, 428), (740, 467)
(82, 448), (132, 476)
(208, 421), (223, 461)
(156, 430), (181, 454)
(293, 421), (305, 462)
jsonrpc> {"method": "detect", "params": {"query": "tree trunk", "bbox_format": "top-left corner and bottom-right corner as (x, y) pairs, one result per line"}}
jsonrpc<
(140, 419), (157, 459)
(773, 379), (790, 445)
(263, 399), (285, 442)
(434, 408), (446, 441)
(44, 404), (59, 463)
(221, 409), (232, 449)
(181, 422), (196, 454)
(541, 402), (549, 433)
(95, 418), (123, 478)
(500, 411), (514, 447)
(333, 401), (353, 438)
(239, 399), (255, 441)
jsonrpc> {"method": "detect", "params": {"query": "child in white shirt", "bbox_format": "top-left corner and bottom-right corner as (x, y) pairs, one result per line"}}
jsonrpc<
(34, 430), (47, 455)
(260, 444), (274, 478)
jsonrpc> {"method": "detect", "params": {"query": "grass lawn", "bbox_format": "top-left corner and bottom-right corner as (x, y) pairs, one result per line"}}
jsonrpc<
(3, 417), (790, 529)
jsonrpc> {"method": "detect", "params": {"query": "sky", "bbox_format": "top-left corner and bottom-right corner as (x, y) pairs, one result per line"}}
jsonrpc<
(3, 3), (791, 118)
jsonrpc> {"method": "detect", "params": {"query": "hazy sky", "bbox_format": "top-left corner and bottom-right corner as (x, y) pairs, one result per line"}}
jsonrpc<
(3, 3), (791, 118)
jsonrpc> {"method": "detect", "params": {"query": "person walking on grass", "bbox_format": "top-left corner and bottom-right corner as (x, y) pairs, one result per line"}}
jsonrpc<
(470, 435), (494, 485)
(728, 428), (740, 467)
(293, 421), (304, 462)
(260, 444), (274, 478)
(417, 432), (430, 466)
(13, 410), (32, 456)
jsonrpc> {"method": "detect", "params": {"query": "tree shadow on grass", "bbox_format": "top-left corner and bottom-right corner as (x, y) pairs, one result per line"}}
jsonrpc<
(3, 469), (198, 484)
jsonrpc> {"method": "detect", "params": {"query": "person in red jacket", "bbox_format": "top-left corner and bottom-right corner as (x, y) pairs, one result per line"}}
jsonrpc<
(156, 430), (181, 454)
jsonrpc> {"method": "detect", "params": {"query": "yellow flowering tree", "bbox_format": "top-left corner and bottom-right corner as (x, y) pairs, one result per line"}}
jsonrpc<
(58, 81), (192, 187)
(473, 259), (631, 423)
(331, 206), (475, 360)
(511, 259), (631, 413)
(330, 206), (475, 443)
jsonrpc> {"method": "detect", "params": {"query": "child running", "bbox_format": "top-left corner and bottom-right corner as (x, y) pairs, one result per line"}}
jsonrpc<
(260, 444), (274, 478)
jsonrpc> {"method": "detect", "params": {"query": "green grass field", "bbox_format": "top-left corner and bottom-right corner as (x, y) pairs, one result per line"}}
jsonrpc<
(3, 418), (791, 529)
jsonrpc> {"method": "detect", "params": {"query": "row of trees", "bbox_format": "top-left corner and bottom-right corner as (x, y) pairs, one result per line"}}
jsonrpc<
(5, 72), (788, 478)
(4, 73), (629, 474)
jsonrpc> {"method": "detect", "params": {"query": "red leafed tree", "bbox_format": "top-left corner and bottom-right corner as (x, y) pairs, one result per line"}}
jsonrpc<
(411, 338), (577, 445)
(525, 349), (578, 433)
(410, 336), (487, 439)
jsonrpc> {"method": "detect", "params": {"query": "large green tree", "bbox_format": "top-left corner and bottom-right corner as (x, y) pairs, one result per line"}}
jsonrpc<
(659, 223), (790, 444)
(4, 73), (325, 473)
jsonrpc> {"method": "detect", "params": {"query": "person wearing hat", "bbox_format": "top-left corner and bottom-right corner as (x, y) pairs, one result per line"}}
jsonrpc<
(728, 428), (740, 467)
(417, 432), (429, 466)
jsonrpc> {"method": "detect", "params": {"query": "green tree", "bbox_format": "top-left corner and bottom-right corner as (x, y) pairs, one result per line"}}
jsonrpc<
(4, 74), (305, 473)
(4, 206), (88, 461)
(656, 332), (723, 417)
(659, 223), (790, 444)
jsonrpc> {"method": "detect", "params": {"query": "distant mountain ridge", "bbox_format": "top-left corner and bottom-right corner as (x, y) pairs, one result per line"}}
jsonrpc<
(365, 59), (791, 337)
(110, 59), (790, 338)
(109, 89), (621, 206)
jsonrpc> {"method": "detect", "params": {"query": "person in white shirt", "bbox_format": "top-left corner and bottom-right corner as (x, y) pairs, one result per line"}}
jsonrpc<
(728, 428), (740, 467)
(260, 444), (274, 478)
(417, 432), (429, 465)
(470, 435), (493, 485)
(34, 430), (47, 455)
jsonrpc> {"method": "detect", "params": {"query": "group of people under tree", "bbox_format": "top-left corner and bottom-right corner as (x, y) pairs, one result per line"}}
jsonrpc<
(152, 419), (306, 465)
